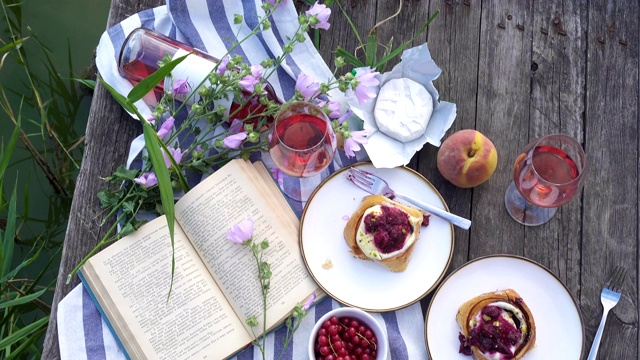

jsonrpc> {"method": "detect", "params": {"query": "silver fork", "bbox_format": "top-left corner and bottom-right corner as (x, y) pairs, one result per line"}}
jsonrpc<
(587, 265), (627, 360)
(347, 167), (472, 229)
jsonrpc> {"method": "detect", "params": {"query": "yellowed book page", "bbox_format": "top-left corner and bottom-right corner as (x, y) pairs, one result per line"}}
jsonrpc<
(175, 159), (318, 335)
(80, 216), (251, 360)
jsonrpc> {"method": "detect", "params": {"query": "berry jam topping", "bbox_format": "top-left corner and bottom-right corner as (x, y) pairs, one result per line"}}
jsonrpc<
(458, 305), (524, 359)
(363, 204), (413, 254)
(313, 315), (378, 360)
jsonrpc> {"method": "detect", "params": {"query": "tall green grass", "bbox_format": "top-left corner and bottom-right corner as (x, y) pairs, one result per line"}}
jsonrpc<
(1, 0), (88, 357)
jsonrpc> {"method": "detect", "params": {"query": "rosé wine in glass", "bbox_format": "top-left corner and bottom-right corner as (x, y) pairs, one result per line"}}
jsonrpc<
(268, 101), (337, 201)
(505, 134), (586, 226)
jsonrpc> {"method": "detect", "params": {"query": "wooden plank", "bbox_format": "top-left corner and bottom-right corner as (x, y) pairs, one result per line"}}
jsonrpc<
(526, 0), (587, 297)
(41, 0), (164, 358)
(582, 0), (639, 358)
(418, 0), (483, 277)
(469, 1), (533, 257)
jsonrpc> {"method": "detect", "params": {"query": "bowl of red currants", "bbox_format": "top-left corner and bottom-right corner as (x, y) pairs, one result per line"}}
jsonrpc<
(309, 307), (389, 360)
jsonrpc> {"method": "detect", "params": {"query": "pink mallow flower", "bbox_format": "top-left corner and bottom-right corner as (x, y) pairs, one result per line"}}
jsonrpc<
(133, 172), (158, 188)
(354, 68), (380, 106)
(223, 132), (248, 149)
(228, 118), (244, 133)
(295, 72), (320, 99)
(163, 147), (185, 168)
(171, 79), (190, 95)
(239, 64), (264, 92)
(306, 2), (331, 30)
(344, 130), (370, 158)
(302, 292), (316, 311)
(226, 218), (254, 244)
(337, 109), (353, 124)
(157, 117), (175, 140)
(217, 56), (230, 76)
(327, 101), (341, 118)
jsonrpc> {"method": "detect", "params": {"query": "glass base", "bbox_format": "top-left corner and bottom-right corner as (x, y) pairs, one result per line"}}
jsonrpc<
(504, 181), (557, 226)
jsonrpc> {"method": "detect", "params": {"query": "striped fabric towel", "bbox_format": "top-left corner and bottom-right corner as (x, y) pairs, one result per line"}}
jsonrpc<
(57, 1), (429, 359)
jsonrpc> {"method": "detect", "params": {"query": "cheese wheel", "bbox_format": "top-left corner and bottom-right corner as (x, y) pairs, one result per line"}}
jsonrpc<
(373, 78), (433, 142)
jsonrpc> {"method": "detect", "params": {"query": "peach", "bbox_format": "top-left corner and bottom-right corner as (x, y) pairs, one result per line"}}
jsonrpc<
(437, 129), (498, 188)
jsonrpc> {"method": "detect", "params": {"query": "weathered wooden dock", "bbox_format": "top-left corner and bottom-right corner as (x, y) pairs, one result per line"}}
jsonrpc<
(43, 1), (639, 358)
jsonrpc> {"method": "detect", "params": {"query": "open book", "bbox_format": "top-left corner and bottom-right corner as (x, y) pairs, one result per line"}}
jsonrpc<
(79, 159), (321, 360)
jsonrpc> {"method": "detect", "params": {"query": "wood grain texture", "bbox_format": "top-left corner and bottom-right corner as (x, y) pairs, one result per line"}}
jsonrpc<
(44, 0), (639, 358)
(583, 0), (639, 358)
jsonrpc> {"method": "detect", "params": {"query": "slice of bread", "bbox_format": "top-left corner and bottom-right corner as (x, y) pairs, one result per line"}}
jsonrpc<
(343, 195), (423, 272)
(456, 289), (536, 360)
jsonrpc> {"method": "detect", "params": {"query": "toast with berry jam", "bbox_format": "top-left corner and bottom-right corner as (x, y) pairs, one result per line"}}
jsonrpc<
(457, 289), (536, 360)
(343, 195), (423, 272)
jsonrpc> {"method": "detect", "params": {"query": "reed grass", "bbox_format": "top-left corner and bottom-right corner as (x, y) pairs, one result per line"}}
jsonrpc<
(1, 0), (88, 357)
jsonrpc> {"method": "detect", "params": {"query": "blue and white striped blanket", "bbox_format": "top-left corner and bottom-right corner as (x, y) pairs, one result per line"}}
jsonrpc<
(56, 1), (429, 359)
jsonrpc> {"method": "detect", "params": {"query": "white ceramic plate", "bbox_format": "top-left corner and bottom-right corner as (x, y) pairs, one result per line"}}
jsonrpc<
(300, 162), (454, 312)
(425, 255), (584, 359)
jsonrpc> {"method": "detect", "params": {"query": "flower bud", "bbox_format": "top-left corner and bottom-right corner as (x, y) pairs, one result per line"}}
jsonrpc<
(214, 139), (224, 148)
(260, 58), (273, 68)
(335, 56), (345, 68)
(283, 44), (294, 54)
(308, 15), (319, 27)
(254, 83), (265, 95)
(247, 131), (260, 143)
(262, 19), (271, 31)
(295, 33), (306, 43)
(191, 103), (203, 114)
(234, 14), (243, 24)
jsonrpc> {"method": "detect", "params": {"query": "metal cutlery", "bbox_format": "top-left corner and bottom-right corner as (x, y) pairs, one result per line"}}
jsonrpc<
(587, 265), (627, 360)
(346, 167), (472, 230)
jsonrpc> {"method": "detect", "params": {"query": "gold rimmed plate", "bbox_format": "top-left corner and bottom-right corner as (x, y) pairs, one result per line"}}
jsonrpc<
(425, 255), (585, 359)
(299, 162), (454, 312)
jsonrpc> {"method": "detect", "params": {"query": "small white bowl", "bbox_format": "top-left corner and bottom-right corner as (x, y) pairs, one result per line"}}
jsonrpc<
(308, 307), (389, 360)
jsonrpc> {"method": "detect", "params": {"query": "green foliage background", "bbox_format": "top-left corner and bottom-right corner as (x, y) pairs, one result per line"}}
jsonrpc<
(0, 0), (108, 357)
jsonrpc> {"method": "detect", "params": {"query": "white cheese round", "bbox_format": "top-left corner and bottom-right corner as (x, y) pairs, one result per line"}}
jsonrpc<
(373, 78), (433, 142)
(355, 204), (420, 260)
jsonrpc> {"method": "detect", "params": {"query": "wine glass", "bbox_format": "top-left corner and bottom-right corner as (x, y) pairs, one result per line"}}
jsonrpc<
(504, 134), (587, 226)
(268, 101), (337, 202)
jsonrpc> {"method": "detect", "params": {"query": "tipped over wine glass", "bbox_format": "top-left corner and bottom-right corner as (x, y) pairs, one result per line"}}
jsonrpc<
(504, 134), (587, 226)
(268, 101), (337, 202)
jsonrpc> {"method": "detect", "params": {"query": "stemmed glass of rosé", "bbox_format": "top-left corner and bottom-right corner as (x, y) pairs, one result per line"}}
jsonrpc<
(268, 101), (337, 202)
(504, 134), (587, 226)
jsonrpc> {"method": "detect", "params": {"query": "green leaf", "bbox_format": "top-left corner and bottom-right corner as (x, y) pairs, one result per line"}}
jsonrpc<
(0, 288), (47, 309)
(365, 29), (378, 67)
(0, 243), (42, 284)
(0, 37), (27, 54)
(1, 180), (18, 279)
(72, 78), (96, 89)
(374, 10), (439, 70)
(5, 327), (46, 360)
(99, 75), (137, 114)
(127, 53), (190, 103)
(142, 123), (176, 299)
(0, 116), (20, 181)
(108, 165), (140, 181)
(0, 315), (49, 351)
(334, 47), (364, 68)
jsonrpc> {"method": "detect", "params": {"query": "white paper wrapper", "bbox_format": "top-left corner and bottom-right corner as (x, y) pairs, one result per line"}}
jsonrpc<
(346, 43), (457, 168)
